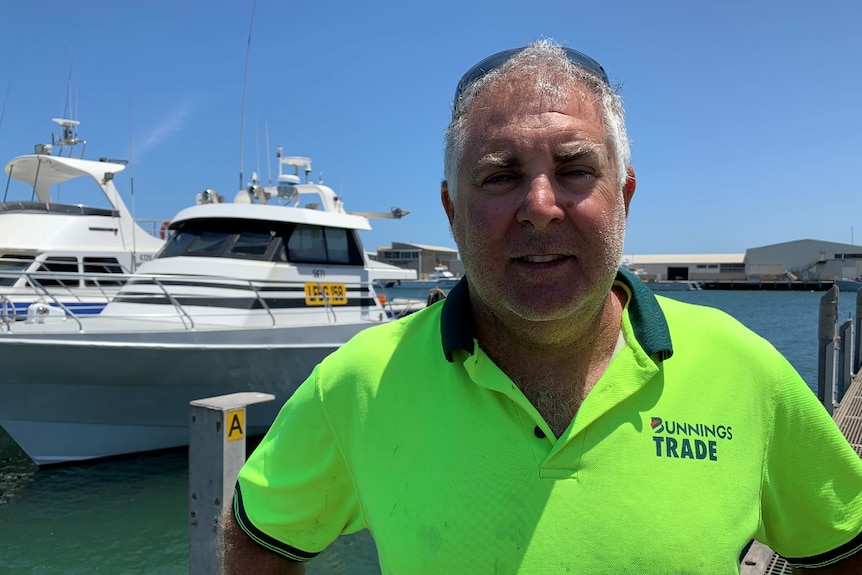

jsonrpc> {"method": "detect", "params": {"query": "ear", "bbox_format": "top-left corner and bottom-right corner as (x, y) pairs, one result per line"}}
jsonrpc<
(441, 180), (456, 225)
(622, 166), (636, 215)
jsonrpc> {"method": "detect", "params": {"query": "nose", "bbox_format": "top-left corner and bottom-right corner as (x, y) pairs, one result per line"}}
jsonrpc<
(517, 175), (565, 230)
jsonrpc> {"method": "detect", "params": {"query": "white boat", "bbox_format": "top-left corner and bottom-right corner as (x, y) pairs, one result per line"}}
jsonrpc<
(390, 265), (460, 290)
(0, 151), (410, 466)
(0, 118), (164, 320)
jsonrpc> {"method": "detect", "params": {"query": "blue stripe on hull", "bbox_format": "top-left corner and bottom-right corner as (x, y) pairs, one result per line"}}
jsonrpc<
(3, 302), (107, 317)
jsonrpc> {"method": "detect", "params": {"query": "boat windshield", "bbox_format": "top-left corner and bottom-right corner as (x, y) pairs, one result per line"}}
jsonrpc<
(157, 218), (365, 266)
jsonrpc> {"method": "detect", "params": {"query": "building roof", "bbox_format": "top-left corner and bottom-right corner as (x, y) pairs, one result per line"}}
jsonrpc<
(624, 253), (744, 265)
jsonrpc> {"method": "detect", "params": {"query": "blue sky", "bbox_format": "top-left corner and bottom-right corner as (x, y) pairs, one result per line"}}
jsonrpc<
(1, 0), (859, 256)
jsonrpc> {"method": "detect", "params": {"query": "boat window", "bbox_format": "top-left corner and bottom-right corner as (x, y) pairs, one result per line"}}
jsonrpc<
(154, 219), (362, 265)
(187, 230), (232, 256)
(287, 225), (327, 262)
(35, 257), (80, 288)
(0, 255), (36, 287)
(285, 225), (362, 265)
(83, 257), (127, 287)
(322, 228), (351, 264)
(157, 219), (280, 262)
(230, 230), (274, 257)
(159, 229), (198, 258)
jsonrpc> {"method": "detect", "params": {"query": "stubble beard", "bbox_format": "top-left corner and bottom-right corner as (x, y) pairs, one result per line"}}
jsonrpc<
(456, 199), (628, 330)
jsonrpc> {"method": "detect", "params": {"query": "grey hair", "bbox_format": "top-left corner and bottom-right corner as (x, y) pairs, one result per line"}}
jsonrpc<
(443, 39), (630, 201)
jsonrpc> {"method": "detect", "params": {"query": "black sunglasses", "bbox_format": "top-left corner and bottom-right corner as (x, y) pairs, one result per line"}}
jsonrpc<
(453, 46), (610, 106)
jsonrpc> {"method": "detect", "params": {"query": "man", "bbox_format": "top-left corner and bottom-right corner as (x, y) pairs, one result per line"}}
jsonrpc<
(221, 40), (862, 573)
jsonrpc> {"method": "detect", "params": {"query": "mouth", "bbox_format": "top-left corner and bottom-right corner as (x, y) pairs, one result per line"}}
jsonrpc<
(513, 254), (571, 264)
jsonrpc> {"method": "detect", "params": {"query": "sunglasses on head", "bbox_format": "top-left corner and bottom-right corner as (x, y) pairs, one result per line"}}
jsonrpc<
(453, 46), (610, 107)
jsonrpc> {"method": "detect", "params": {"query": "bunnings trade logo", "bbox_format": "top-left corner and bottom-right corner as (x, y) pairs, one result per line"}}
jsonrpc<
(650, 417), (732, 461)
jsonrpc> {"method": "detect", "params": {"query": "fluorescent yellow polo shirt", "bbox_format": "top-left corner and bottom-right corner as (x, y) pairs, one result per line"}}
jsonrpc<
(234, 269), (862, 573)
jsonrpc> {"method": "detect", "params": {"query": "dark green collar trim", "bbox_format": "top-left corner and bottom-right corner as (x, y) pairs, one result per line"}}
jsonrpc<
(441, 277), (474, 361)
(616, 267), (674, 360)
(441, 269), (673, 362)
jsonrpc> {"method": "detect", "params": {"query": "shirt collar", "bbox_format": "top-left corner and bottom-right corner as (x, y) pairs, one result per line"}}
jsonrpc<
(441, 268), (673, 362)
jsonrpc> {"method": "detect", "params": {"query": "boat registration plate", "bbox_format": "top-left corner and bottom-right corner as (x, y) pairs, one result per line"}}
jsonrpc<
(304, 282), (348, 306)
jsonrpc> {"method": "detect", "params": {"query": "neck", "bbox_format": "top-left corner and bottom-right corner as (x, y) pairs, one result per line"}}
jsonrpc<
(472, 284), (626, 359)
(472, 285), (628, 437)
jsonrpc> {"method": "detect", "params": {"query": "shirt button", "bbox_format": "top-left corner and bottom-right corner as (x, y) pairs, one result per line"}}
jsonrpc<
(534, 426), (546, 439)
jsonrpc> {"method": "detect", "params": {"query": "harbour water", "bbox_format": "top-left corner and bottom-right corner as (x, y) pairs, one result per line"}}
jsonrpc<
(0, 288), (852, 573)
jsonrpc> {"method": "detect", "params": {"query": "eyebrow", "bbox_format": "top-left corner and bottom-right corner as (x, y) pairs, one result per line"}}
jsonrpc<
(554, 141), (604, 162)
(468, 141), (605, 181)
(467, 151), (518, 181)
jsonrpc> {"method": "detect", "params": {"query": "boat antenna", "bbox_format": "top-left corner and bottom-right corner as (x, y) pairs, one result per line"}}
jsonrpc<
(129, 88), (139, 272)
(255, 118), (261, 186)
(265, 122), (272, 185)
(239, 0), (257, 193)
(63, 66), (73, 121)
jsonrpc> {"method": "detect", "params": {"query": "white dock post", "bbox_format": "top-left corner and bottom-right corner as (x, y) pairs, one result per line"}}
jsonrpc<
(838, 319), (854, 404)
(818, 287), (838, 415)
(188, 392), (275, 575)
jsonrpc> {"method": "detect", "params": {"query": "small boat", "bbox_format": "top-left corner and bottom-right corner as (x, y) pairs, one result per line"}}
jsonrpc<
(0, 149), (410, 466)
(0, 118), (164, 320)
(391, 265), (460, 290)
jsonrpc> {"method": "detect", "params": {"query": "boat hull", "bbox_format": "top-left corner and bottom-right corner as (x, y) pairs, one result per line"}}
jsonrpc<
(0, 323), (373, 465)
(834, 279), (862, 292)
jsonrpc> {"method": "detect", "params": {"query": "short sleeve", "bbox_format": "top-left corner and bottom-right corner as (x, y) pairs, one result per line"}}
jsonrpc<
(233, 364), (363, 561)
(757, 356), (862, 568)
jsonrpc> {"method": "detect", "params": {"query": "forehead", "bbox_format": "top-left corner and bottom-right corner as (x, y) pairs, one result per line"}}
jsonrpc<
(462, 75), (607, 150)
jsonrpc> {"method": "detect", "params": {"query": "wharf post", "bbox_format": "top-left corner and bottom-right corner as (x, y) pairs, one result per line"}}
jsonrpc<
(856, 289), (862, 374)
(839, 319), (854, 403)
(188, 392), (275, 575)
(818, 287), (838, 415)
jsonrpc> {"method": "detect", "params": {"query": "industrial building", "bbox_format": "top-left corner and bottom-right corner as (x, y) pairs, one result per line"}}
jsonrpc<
(373, 239), (862, 288)
(373, 242), (463, 279)
(625, 239), (862, 286)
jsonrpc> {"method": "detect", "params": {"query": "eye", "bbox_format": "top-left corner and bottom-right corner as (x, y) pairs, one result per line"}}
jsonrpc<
(558, 165), (598, 189)
(481, 172), (520, 187)
(560, 165), (595, 178)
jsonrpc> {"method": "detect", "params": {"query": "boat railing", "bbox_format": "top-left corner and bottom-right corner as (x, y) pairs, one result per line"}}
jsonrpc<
(123, 275), (357, 326)
(371, 281), (431, 319)
(133, 274), (196, 330)
(0, 268), (379, 331)
(0, 266), (129, 299)
(0, 295), (16, 329)
(243, 281), (276, 326)
(0, 269), (120, 330)
(308, 281), (339, 324)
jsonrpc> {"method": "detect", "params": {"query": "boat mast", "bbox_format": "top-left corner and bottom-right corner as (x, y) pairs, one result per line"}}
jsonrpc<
(238, 0), (257, 193)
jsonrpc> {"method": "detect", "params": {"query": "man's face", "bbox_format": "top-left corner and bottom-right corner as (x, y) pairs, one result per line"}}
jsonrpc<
(443, 76), (634, 325)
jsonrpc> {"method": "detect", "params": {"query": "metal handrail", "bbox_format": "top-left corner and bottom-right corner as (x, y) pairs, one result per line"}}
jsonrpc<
(246, 280), (276, 326)
(1, 271), (85, 331)
(0, 268), (381, 332)
(313, 281), (338, 324)
(0, 295), (14, 331)
(138, 275), (195, 330)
